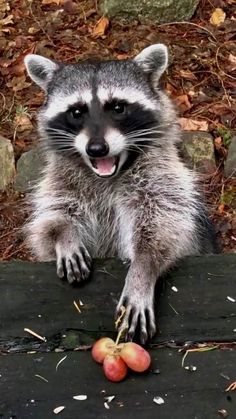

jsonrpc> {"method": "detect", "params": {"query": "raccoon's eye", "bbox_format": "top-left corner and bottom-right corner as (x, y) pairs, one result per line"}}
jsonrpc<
(70, 105), (87, 119)
(112, 102), (126, 114)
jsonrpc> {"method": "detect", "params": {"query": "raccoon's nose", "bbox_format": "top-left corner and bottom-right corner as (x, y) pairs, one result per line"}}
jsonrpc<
(86, 140), (109, 158)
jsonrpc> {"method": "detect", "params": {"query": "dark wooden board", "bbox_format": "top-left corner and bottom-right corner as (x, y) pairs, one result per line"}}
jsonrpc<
(0, 348), (235, 419)
(0, 255), (236, 352)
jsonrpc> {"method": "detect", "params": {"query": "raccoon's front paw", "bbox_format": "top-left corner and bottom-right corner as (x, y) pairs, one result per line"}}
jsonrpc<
(56, 242), (92, 284)
(116, 286), (156, 344)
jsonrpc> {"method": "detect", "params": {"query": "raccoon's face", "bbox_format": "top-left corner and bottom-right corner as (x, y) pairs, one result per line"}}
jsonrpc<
(25, 45), (168, 178)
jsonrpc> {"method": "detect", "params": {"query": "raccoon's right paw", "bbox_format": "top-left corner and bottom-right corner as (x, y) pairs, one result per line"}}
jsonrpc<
(56, 243), (92, 284)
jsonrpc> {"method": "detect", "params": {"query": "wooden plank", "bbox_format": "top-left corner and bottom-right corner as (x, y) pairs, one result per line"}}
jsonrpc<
(0, 255), (236, 352)
(0, 348), (235, 419)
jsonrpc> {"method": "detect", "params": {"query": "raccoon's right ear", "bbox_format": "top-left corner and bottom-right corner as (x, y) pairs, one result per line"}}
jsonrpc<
(24, 54), (59, 91)
(134, 44), (168, 82)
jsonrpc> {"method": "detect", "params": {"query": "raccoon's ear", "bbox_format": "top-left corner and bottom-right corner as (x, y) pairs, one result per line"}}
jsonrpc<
(134, 44), (168, 81)
(24, 54), (59, 91)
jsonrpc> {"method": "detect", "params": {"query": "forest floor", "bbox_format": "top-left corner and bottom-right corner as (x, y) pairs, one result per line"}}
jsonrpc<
(0, 0), (235, 260)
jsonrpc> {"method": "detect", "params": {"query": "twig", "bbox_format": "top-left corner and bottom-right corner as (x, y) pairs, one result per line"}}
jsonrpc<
(225, 381), (236, 392)
(35, 374), (49, 383)
(0, 92), (6, 115)
(157, 21), (217, 42)
(115, 305), (126, 329)
(28, 0), (56, 47)
(182, 345), (219, 367)
(168, 303), (179, 315)
(215, 45), (236, 81)
(73, 300), (81, 313)
(24, 327), (47, 342)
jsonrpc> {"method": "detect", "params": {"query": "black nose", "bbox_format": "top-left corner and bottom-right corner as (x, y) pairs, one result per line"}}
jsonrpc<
(86, 139), (109, 158)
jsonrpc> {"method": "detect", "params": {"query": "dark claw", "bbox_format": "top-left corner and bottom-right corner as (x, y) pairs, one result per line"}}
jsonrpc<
(57, 257), (66, 279)
(56, 244), (91, 285)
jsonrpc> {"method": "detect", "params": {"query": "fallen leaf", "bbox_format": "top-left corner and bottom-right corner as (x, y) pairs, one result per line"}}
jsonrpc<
(179, 118), (209, 131)
(210, 8), (226, 26)
(209, 103), (232, 116)
(227, 53), (236, 72)
(14, 114), (33, 132)
(116, 53), (132, 60)
(42, 0), (64, 5)
(179, 69), (197, 81)
(92, 16), (109, 38)
(218, 203), (225, 214)
(214, 136), (223, 151)
(174, 94), (192, 112)
(6, 76), (32, 92)
(0, 13), (13, 26)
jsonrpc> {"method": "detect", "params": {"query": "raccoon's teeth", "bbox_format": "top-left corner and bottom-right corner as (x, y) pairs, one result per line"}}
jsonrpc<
(91, 157), (118, 177)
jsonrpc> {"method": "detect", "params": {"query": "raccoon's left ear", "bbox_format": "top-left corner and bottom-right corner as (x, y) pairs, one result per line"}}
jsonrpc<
(134, 44), (168, 82)
(24, 54), (59, 91)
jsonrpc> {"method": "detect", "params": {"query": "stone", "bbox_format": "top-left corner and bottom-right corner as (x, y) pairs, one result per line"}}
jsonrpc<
(15, 148), (44, 192)
(0, 135), (15, 191)
(100, 0), (199, 22)
(181, 131), (216, 174)
(224, 136), (236, 178)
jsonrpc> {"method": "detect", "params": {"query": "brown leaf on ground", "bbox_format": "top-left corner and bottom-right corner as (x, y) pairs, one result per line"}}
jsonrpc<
(42, 0), (64, 5)
(179, 117), (209, 131)
(14, 114), (33, 132)
(6, 76), (31, 92)
(91, 16), (109, 38)
(214, 137), (223, 151)
(227, 53), (236, 72)
(116, 52), (133, 60)
(0, 13), (13, 27)
(179, 69), (197, 81)
(209, 8), (226, 26)
(218, 204), (225, 214)
(174, 94), (192, 113)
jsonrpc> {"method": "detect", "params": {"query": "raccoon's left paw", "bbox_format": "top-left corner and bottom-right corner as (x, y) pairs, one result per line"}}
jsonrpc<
(116, 288), (156, 344)
(56, 243), (92, 284)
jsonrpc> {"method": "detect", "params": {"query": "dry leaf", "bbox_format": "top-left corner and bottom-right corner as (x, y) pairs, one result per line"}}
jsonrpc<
(92, 16), (109, 38)
(214, 136), (222, 151)
(210, 8), (226, 26)
(174, 94), (192, 112)
(116, 53), (132, 60)
(218, 203), (225, 214)
(0, 13), (13, 26)
(14, 114), (33, 132)
(179, 117), (209, 131)
(7, 76), (32, 92)
(179, 69), (197, 81)
(227, 53), (236, 72)
(42, 0), (64, 5)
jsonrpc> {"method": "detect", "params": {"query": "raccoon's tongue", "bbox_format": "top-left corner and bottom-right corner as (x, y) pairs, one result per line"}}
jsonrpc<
(93, 157), (116, 176)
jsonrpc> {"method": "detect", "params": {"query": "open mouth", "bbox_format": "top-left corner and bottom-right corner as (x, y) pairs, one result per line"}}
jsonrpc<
(90, 156), (120, 177)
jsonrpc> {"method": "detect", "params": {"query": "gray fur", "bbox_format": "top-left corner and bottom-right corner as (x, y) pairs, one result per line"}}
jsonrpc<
(24, 45), (217, 343)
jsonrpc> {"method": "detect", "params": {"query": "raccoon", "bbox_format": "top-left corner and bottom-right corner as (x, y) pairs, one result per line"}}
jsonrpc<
(24, 44), (218, 343)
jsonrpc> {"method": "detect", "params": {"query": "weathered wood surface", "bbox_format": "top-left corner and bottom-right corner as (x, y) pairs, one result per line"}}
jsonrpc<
(0, 255), (236, 419)
(0, 255), (236, 353)
(1, 349), (235, 419)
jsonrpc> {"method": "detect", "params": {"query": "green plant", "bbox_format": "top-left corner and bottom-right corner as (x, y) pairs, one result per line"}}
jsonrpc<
(217, 127), (232, 147)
